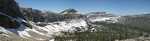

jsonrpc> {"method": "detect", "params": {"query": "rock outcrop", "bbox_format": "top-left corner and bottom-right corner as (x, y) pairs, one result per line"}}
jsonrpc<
(0, 0), (24, 18)
(0, 0), (25, 28)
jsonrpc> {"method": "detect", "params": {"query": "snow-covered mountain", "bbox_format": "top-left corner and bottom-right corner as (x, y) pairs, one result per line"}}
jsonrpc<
(1, 0), (150, 41)
(0, 4), (119, 41)
(0, 10), (120, 41)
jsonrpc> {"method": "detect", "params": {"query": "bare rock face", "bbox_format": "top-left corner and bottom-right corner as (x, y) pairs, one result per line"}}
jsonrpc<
(0, 0), (24, 18)
(0, 0), (24, 28)
(0, 13), (19, 28)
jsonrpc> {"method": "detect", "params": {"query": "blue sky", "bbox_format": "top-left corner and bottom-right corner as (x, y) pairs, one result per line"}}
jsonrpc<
(16, 0), (150, 15)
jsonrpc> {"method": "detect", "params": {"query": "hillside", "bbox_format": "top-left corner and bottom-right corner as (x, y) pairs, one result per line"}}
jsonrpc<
(0, 0), (150, 41)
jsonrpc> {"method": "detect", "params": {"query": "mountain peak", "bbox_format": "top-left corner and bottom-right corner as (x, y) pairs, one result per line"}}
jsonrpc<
(60, 8), (78, 14)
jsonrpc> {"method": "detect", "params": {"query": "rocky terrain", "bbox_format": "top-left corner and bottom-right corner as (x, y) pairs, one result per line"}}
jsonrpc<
(0, 0), (150, 41)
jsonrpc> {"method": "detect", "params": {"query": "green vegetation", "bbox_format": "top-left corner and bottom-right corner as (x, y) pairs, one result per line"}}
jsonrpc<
(55, 22), (149, 41)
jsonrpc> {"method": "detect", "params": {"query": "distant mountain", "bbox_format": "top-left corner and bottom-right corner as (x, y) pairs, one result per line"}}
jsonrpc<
(86, 12), (114, 17)
(60, 8), (78, 14)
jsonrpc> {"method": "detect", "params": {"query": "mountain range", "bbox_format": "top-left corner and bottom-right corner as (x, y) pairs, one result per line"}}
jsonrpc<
(0, 0), (150, 41)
